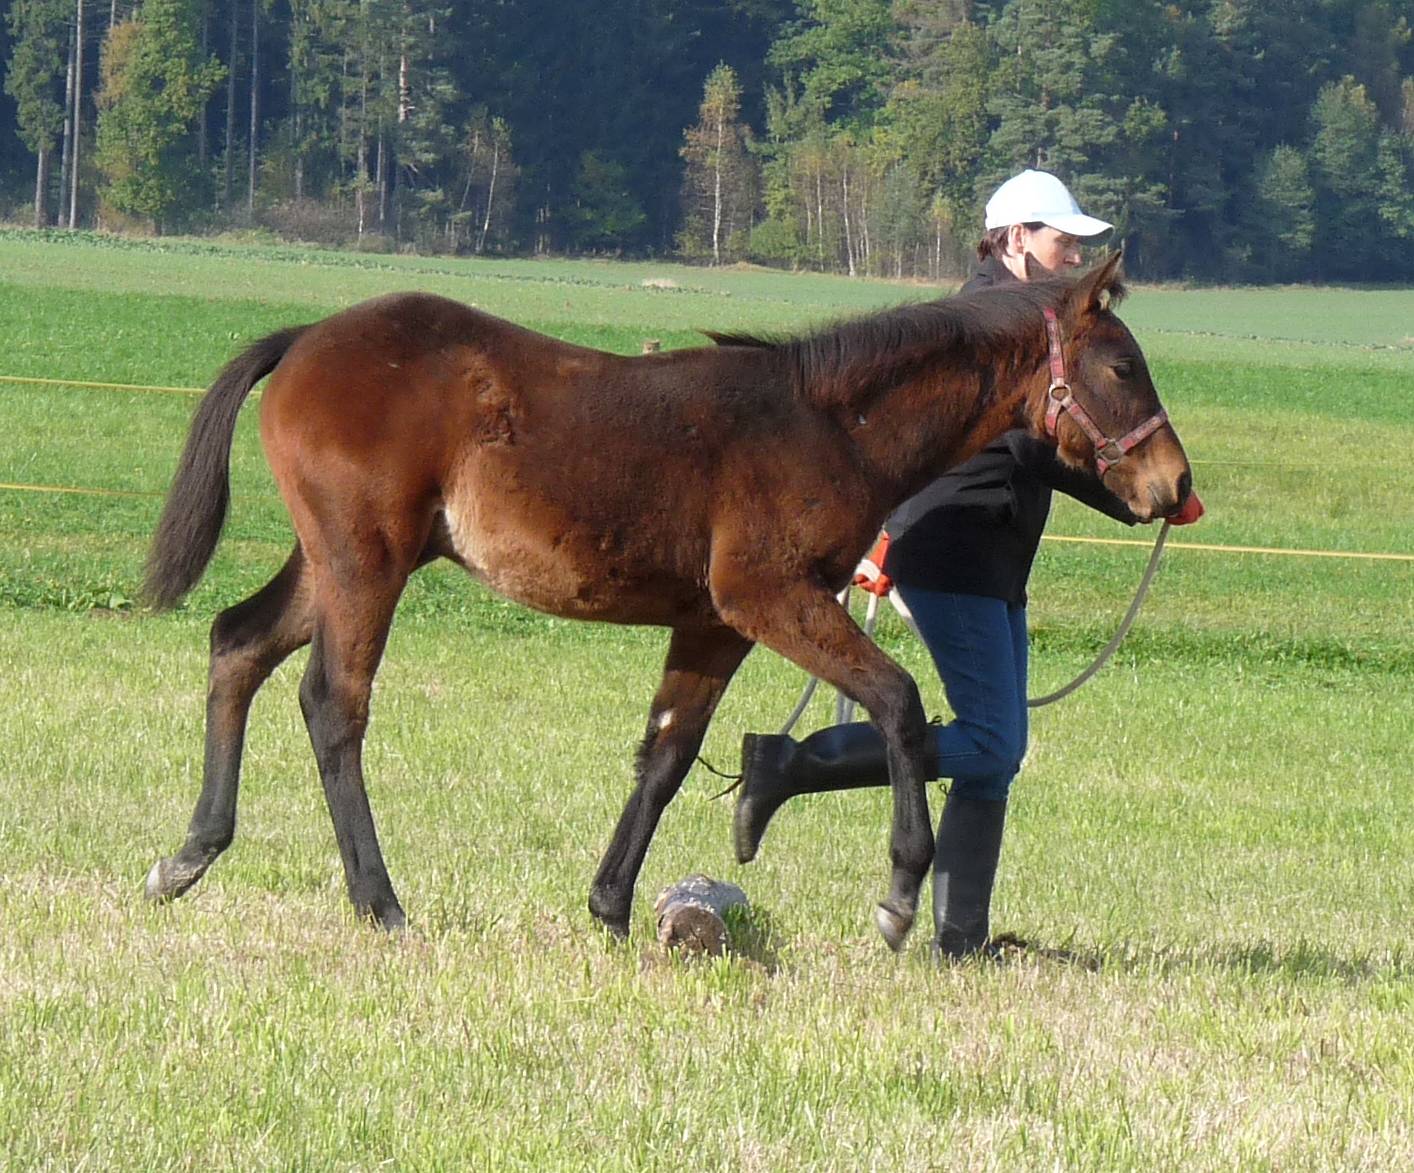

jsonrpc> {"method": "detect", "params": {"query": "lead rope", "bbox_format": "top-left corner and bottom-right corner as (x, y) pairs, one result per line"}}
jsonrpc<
(780, 520), (1172, 735)
(1025, 519), (1170, 707)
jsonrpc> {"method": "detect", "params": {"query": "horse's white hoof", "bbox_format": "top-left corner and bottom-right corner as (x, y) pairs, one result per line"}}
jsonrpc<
(145, 858), (172, 903)
(874, 903), (914, 952)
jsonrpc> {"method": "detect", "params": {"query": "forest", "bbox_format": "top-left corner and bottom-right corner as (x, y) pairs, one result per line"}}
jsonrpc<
(3, 0), (1413, 282)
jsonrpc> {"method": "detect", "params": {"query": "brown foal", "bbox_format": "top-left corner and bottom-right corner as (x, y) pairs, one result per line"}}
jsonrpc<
(142, 254), (1191, 947)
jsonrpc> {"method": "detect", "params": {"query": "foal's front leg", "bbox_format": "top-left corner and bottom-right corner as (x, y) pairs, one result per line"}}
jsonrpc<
(715, 577), (933, 950)
(588, 626), (751, 937)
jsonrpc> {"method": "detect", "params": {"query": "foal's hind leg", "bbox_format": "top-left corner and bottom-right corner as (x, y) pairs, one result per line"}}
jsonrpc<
(588, 626), (752, 937)
(147, 546), (314, 904)
(298, 573), (409, 929)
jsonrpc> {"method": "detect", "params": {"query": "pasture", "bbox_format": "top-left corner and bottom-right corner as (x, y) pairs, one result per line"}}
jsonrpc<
(0, 230), (1411, 1168)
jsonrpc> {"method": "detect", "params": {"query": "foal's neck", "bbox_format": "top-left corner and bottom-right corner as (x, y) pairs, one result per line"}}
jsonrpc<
(841, 345), (1045, 507)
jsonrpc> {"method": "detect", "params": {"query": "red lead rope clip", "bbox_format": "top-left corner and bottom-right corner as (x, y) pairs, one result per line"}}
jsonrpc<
(851, 532), (893, 597)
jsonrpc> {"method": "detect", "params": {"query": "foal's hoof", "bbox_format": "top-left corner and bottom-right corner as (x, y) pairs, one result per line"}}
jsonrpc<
(373, 904), (407, 933)
(874, 902), (915, 952)
(587, 889), (631, 941)
(351, 892), (408, 931)
(144, 856), (203, 904)
(591, 911), (631, 943)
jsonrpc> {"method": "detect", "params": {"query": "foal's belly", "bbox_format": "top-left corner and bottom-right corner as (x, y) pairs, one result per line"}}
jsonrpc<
(438, 499), (710, 627)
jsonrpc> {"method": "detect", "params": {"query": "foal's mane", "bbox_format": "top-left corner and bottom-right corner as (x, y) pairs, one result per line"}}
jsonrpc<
(708, 273), (1124, 411)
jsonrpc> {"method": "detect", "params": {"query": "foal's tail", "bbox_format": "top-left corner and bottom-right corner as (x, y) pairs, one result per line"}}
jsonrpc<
(143, 325), (308, 609)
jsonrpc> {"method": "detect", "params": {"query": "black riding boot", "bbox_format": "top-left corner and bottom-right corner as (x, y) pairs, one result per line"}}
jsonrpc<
(735, 724), (939, 864)
(931, 791), (1008, 960)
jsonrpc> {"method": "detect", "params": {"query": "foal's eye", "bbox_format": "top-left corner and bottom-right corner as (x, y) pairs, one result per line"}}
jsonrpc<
(1111, 359), (1135, 379)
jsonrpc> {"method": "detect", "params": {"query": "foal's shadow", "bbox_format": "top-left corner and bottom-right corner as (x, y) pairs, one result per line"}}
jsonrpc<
(984, 931), (1105, 971)
(1170, 939), (1411, 983)
(998, 934), (1412, 982)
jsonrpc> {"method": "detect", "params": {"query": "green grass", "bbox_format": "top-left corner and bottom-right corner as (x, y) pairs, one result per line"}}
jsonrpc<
(0, 229), (1411, 1168)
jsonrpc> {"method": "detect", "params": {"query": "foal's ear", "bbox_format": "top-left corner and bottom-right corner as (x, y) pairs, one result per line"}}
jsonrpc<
(1022, 253), (1048, 282)
(1074, 251), (1126, 315)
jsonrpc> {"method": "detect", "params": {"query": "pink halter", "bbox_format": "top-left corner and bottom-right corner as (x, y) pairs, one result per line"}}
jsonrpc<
(1042, 306), (1169, 477)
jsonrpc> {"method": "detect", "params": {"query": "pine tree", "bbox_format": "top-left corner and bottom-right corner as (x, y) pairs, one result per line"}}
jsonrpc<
(769, 0), (894, 130)
(389, 0), (460, 247)
(1248, 144), (1316, 281)
(563, 149), (646, 253)
(1309, 75), (1383, 278)
(5, 0), (69, 226)
(884, 15), (991, 266)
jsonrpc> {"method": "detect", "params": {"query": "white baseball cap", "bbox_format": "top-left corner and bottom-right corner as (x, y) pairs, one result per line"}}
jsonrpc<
(984, 169), (1113, 237)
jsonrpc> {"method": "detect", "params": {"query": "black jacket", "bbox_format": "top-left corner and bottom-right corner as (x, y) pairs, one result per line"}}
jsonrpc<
(884, 256), (1138, 604)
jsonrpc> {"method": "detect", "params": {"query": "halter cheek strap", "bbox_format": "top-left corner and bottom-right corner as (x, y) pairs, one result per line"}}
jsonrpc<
(1042, 306), (1169, 477)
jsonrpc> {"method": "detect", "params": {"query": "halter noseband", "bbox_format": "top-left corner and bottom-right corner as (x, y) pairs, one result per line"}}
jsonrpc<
(1042, 306), (1169, 477)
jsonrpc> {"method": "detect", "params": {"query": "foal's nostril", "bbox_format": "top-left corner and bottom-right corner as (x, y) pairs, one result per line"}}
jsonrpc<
(1176, 468), (1192, 508)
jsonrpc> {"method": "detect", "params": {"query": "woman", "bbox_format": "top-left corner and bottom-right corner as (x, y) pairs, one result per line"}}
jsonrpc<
(734, 170), (1202, 959)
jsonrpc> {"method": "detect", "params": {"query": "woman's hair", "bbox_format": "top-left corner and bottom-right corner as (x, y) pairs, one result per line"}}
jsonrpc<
(976, 222), (1044, 262)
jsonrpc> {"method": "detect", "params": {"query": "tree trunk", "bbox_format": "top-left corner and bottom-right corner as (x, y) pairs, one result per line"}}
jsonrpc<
(478, 142), (499, 253)
(34, 147), (51, 229)
(356, 52), (369, 238)
(711, 114), (724, 265)
(339, 49), (350, 185)
(69, 0), (84, 228)
(290, 15), (300, 196)
(223, 0), (237, 209)
(375, 43), (387, 232)
(815, 167), (825, 265)
(376, 131), (386, 229)
(357, 135), (368, 238)
(60, 19), (75, 217)
(247, 0), (259, 217)
(398, 47), (411, 123)
(653, 875), (749, 956)
(841, 166), (855, 277)
(197, 1), (209, 166)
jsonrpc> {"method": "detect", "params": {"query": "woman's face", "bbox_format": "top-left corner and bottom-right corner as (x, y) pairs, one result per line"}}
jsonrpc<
(1018, 224), (1084, 274)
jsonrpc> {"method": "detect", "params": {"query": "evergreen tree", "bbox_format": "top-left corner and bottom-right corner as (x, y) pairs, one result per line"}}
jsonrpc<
(94, 0), (225, 230)
(0, 0), (1411, 277)
(744, 80), (811, 265)
(563, 150), (646, 253)
(1373, 128), (1414, 264)
(5, 0), (69, 225)
(874, 157), (927, 277)
(884, 15), (991, 265)
(389, 1), (460, 247)
(769, 0), (895, 130)
(1309, 75), (1383, 278)
(1248, 144), (1316, 281)
(984, 0), (1126, 200)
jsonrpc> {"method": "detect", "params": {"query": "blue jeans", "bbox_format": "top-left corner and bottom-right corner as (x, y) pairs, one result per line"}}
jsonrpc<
(895, 585), (1028, 803)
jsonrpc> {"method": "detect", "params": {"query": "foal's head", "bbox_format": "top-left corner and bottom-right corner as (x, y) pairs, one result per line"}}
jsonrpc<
(1025, 253), (1192, 522)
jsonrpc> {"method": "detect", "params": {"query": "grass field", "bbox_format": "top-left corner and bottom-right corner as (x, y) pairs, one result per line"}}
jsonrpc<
(0, 229), (1411, 1168)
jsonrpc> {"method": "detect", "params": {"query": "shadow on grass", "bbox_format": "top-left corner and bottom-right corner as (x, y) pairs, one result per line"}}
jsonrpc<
(1207, 939), (1413, 982)
(964, 931), (1412, 984)
(1092, 936), (1413, 983)
(722, 903), (786, 973)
